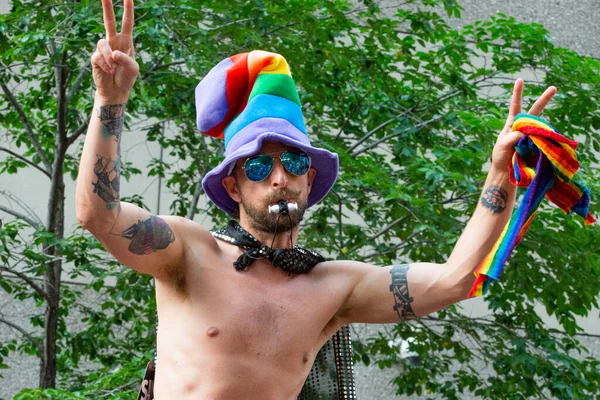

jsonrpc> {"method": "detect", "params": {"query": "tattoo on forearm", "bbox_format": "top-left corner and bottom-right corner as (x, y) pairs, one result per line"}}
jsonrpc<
(98, 104), (125, 141)
(389, 264), (415, 321)
(120, 216), (175, 255)
(92, 154), (120, 210)
(480, 185), (508, 214)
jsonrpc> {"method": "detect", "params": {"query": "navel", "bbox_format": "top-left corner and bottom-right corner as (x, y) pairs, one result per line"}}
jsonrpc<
(206, 327), (220, 337)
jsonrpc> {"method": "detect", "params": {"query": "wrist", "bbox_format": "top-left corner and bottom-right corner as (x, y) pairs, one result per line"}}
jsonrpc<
(94, 91), (130, 106)
(489, 163), (510, 177)
(486, 165), (516, 195)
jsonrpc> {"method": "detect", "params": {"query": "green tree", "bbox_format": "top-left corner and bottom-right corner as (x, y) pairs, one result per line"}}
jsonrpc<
(1, 0), (598, 398)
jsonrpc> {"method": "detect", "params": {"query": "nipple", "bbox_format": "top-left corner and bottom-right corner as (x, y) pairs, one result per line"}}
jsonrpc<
(206, 327), (220, 337)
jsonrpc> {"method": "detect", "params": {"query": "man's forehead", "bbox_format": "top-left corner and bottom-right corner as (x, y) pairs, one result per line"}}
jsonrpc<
(257, 141), (296, 153)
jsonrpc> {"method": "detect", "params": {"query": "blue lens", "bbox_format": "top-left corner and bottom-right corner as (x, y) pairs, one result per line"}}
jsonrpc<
(281, 151), (310, 176)
(244, 154), (273, 182)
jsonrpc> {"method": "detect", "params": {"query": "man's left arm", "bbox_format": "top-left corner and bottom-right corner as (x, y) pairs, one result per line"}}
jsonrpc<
(336, 165), (515, 324)
(336, 79), (557, 324)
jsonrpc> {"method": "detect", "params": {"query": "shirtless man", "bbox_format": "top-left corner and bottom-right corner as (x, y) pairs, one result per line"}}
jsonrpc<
(75, 0), (557, 398)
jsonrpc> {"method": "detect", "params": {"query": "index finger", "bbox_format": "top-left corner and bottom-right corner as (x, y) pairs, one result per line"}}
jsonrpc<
(101, 0), (117, 39)
(121, 0), (134, 36)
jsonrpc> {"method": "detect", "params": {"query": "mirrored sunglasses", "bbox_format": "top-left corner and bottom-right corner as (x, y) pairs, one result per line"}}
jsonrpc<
(243, 151), (311, 182)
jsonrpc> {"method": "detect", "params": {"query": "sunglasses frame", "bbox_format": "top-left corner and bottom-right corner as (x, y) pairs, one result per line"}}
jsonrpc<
(242, 150), (312, 182)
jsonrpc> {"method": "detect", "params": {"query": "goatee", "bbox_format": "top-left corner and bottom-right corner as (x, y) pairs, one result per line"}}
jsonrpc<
(239, 189), (308, 235)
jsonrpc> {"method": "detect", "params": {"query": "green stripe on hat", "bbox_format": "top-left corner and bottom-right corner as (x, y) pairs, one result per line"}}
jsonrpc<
(248, 73), (301, 106)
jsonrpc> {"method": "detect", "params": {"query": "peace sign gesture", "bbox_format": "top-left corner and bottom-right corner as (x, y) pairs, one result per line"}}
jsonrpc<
(91, 0), (139, 102)
(491, 79), (557, 171)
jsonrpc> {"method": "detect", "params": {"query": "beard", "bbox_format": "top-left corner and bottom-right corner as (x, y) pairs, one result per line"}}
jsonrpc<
(239, 187), (308, 235)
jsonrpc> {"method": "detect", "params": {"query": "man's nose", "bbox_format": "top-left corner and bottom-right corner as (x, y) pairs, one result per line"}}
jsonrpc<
(269, 160), (288, 188)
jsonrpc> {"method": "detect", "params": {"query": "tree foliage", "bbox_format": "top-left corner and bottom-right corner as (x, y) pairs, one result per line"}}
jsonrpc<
(0, 0), (599, 398)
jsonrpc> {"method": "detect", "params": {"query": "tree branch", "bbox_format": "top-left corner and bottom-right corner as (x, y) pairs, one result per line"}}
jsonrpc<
(348, 73), (500, 156)
(54, 41), (68, 142)
(0, 316), (42, 353)
(0, 204), (41, 228)
(368, 215), (410, 242)
(327, 190), (344, 251)
(0, 266), (52, 304)
(351, 114), (447, 157)
(347, 107), (415, 153)
(0, 81), (52, 172)
(362, 230), (428, 262)
(66, 60), (90, 106)
(347, 215), (411, 254)
(66, 120), (89, 147)
(333, 87), (373, 142)
(0, 187), (44, 227)
(186, 137), (209, 220)
(141, 52), (170, 81)
(0, 146), (52, 178)
(186, 175), (205, 220)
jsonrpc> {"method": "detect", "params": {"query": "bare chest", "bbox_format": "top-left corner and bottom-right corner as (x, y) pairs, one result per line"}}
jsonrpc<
(155, 252), (343, 365)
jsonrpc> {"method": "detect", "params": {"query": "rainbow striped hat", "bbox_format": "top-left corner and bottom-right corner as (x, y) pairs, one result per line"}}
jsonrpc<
(196, 51), (339, 214)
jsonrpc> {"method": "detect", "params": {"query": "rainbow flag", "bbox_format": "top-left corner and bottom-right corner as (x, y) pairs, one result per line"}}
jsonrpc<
(468, 114), (596, 298)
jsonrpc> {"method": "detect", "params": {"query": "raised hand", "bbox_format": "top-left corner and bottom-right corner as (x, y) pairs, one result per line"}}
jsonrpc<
(491, 79), (557, 170)
(91, 0), (139, 102)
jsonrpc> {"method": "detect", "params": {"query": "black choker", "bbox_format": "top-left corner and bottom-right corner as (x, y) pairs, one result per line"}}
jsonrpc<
(211, 220), (326, 274)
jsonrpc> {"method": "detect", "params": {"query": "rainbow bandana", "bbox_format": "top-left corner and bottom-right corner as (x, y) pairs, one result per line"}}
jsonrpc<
(196, 51), (339, 214)
(469, 114), (596, 298)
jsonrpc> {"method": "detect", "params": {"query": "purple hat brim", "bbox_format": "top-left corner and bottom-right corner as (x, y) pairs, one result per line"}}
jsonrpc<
(202, 118), (339, 215)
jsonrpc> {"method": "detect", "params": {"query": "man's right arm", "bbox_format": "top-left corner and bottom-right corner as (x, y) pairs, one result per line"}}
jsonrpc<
(75, 0), (208, 280)
(75, 94), (192, 279)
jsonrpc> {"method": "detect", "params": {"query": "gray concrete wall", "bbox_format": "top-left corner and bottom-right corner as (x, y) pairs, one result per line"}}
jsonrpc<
(1, 0), (599, 398)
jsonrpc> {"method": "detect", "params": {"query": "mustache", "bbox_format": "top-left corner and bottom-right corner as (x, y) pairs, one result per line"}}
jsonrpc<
(263, 189), (302, 205)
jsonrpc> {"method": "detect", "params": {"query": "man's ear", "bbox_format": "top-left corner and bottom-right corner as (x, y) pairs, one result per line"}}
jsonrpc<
(222, 175), (241, 202)
(307, 167), (316, 194)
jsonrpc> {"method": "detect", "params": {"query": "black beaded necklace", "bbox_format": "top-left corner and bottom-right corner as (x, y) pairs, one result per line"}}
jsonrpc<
(211, 220), (325, 274)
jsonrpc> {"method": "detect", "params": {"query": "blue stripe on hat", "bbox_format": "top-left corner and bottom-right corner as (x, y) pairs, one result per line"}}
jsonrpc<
(224, 94), (307, 148)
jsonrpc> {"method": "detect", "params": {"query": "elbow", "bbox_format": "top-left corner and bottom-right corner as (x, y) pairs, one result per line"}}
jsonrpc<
(76, 208), (94, 231)
(75, 198), (99, 232)
(76, 203), (117, 234)
(440, 261), (475, 303)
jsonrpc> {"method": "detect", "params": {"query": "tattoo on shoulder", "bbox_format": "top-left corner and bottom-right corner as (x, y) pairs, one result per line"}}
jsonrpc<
(389, 264), (416, 321)
(480, 185), (508, 214)
(92, 154), (120, 209)
(120, 216), (175, 255)
(98, 104), (125, 141)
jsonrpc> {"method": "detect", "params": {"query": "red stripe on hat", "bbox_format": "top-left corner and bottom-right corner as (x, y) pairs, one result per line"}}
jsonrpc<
(204, 53), (251, 139)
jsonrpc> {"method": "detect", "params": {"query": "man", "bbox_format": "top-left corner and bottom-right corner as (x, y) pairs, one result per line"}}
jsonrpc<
(75, 0), (558, 399)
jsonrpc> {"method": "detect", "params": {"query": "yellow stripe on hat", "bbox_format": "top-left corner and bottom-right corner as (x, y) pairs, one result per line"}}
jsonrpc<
(248, 50), (292, 76)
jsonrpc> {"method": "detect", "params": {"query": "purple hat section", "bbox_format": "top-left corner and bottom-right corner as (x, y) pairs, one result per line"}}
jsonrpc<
(202, 118), (339, 215)
(195, 58), (233, 133)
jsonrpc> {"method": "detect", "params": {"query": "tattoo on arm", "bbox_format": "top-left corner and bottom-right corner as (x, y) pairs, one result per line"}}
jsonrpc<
(98, 104), (125, 141)
(480, 185), (508, 214)
(120, 216), (175, 255)
(389, 264), (415, 321)
(92, 104), (125, 210)
(94, 105), (175, 256)
(92, 154), (120, 210)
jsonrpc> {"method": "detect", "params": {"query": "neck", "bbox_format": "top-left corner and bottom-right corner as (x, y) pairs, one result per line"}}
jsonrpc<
(238, 218), (300, 249)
